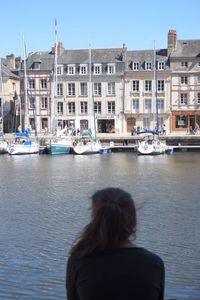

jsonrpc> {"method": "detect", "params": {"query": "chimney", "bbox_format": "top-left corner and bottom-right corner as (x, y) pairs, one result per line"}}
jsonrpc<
(51, 41), (65, 55)
(6, 54), (15, 69)
(167, 29), (177, 56)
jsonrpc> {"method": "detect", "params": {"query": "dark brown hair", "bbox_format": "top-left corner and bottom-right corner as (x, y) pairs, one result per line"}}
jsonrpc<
(70, 187), (137, 257)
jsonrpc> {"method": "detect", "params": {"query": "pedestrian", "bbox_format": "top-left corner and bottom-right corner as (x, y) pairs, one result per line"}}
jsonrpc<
(162, 124), (166, 135)
(66, 187), (165, 300)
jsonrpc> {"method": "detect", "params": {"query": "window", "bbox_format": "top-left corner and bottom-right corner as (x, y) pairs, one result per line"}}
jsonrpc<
(132, 80), (139, 91)
(29, 79), (35, 89)
(132, 99), (139, 112)
(176, 115), (187, 128)
(197, 76), (200, 84)
(29, 96), (35, 109)
(181, 76), (188, 85)
(40, 79), (47, 89)
(80, 101), (88, 114)
(80, 64), (87, 75)
(158, 61), (165, 70)
(145, 80), (152, 91)
(94, 101), (102, 114)
(57, 102), (63, 114)
(93, 83), (101, 96)
(132, 62), (139, 71)
(40, 96), (48, 109)
(93, 64), (101, 74)
(107, 101), (115, 114)
(80, 83), (87, 96)
(67, 65), (75, 75)
(107, 64), (115, 74)
(197, 93), (200, 104)
(144, 99), (151, 111)
(57, 83), (63, 96)
(145, 62), (152, 70)
(68, 83), (75, 96)
(143, 117), (150, 130)
(180, 93), (187, 105)
(68, 102), (75, 114)
(57, 65), (63, 75)
(107, 82), (115, 96)
(156, 99), (164, 112)
(157, 80), (165, 91)
(181, 61), (188, 68)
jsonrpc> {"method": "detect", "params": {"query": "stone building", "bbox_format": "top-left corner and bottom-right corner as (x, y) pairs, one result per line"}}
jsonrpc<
(168, 29), (200, 133)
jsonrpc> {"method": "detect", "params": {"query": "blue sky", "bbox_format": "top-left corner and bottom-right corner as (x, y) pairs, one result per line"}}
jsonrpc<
(0, 0), (199, 57)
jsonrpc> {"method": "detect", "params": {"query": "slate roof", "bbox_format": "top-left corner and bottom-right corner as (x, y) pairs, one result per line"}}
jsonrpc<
(1, 60), (19, 81)
(170, 40), (200, 58)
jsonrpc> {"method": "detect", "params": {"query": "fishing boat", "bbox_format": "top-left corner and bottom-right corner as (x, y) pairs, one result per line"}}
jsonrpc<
(137, 131), (167, 155)
(7, 130), (39, 155)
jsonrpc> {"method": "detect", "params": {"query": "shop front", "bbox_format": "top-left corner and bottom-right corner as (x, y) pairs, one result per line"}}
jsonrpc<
(172, 111), (200, 132)
(97, 118), (115, 133)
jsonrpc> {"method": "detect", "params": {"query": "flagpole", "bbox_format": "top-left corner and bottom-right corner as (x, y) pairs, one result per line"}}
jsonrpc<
(23, 35), (29, 130)
(0, 57), (4, 133)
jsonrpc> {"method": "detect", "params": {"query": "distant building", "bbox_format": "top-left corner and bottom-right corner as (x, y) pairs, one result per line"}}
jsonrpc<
(2, 30), (200, 134)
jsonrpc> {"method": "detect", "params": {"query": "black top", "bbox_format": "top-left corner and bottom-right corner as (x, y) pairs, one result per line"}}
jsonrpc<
(66, 247), (165, 300)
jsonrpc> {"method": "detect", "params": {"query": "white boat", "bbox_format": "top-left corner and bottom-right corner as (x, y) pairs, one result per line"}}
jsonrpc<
(8, 131), (39, 155)
(0, 140), (8, 154)
(73, 137), (101, 155)
(137, 131), (167, 155)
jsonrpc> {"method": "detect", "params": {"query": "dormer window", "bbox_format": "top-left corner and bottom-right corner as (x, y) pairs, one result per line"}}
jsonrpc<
(145, 61), (152, 70)
(32, 61), (41, 70)
(57, 65), (63, 75)
(107, 63), (115, 74)
(132, 62), (139, 71)
(80, 64), (87, 75)
(67, 64), (75, 75)
(93, 64), (101, 75)
(157, 61), (165, 70)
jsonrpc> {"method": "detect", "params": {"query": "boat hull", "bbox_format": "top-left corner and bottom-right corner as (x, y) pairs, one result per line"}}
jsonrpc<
(73, 141), (101, 155)
(8, 143), (39, 155)
(137, 141), (166, 155)
(0, 141), (8, 154)
(47, 144), (71, 155)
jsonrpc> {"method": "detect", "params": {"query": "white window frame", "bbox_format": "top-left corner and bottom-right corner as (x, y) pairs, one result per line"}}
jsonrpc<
(145, 61), (152, 70)
(143, 117), (150, 130)
(132, 99), (139, 113)
(80, 82), (88, 96)
(40, 96), (48, 109)
(197, 93), (200, 104)
(144, 99), (152, 112)
(94, 101), (102, 114)
(68, 83), (76, 96)
(57, 65), (63, 75)
(57, 83), (63, 96)
(79, 64), (87, 75)
(157, 80), (165, 91)
(145, 80), (152, 91)
(158, 61), (165, 70)
(67, 64), (75, 75)
(180, 93), (188, 105)
(68, 102), (75, 114)
(93, 64), (102, 75)
(28, 79), (35, 90)
(29, 96), (36, 109)
(57, 102), (63, 114)
(107, 82), (115, 96)
(181, 76), (188, 85)
(107, 63), (115, 74)
(181, 61), (188, 68)
(40, 79), (47, 89)
(132, 62), (139, 71)
(107, 101), (115, 114)
(156, 99), (164, 112)
(80, 101), (88, 114)
(132, 80), (139, 91)
(93, 83), (101, 96)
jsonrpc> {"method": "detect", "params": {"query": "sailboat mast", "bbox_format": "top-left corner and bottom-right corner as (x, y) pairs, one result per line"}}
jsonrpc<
(153, 40), (156, 131)
(52, 19), (58, 134)
(88, 45), (96, 138)
(0, 57), (4, 133)
(23, 35), (29, 130)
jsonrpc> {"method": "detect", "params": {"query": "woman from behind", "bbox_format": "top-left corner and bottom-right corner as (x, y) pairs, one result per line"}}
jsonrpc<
(66, 187), (165, 300)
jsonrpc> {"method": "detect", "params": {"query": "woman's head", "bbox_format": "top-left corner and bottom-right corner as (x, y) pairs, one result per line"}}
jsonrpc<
(70, 187), (137, 257)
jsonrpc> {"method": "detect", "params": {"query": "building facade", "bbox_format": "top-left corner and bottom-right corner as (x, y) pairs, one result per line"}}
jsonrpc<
(2, 29), (200, 135)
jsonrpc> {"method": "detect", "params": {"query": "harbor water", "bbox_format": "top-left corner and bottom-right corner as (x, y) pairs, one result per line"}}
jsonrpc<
(0, 152), (199, 300)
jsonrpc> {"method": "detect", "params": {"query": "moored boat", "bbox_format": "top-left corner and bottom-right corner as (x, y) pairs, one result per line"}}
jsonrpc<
(7, 131), (39, 155)
(137, 131), (167, 155)
(47, 137), (73, 155)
